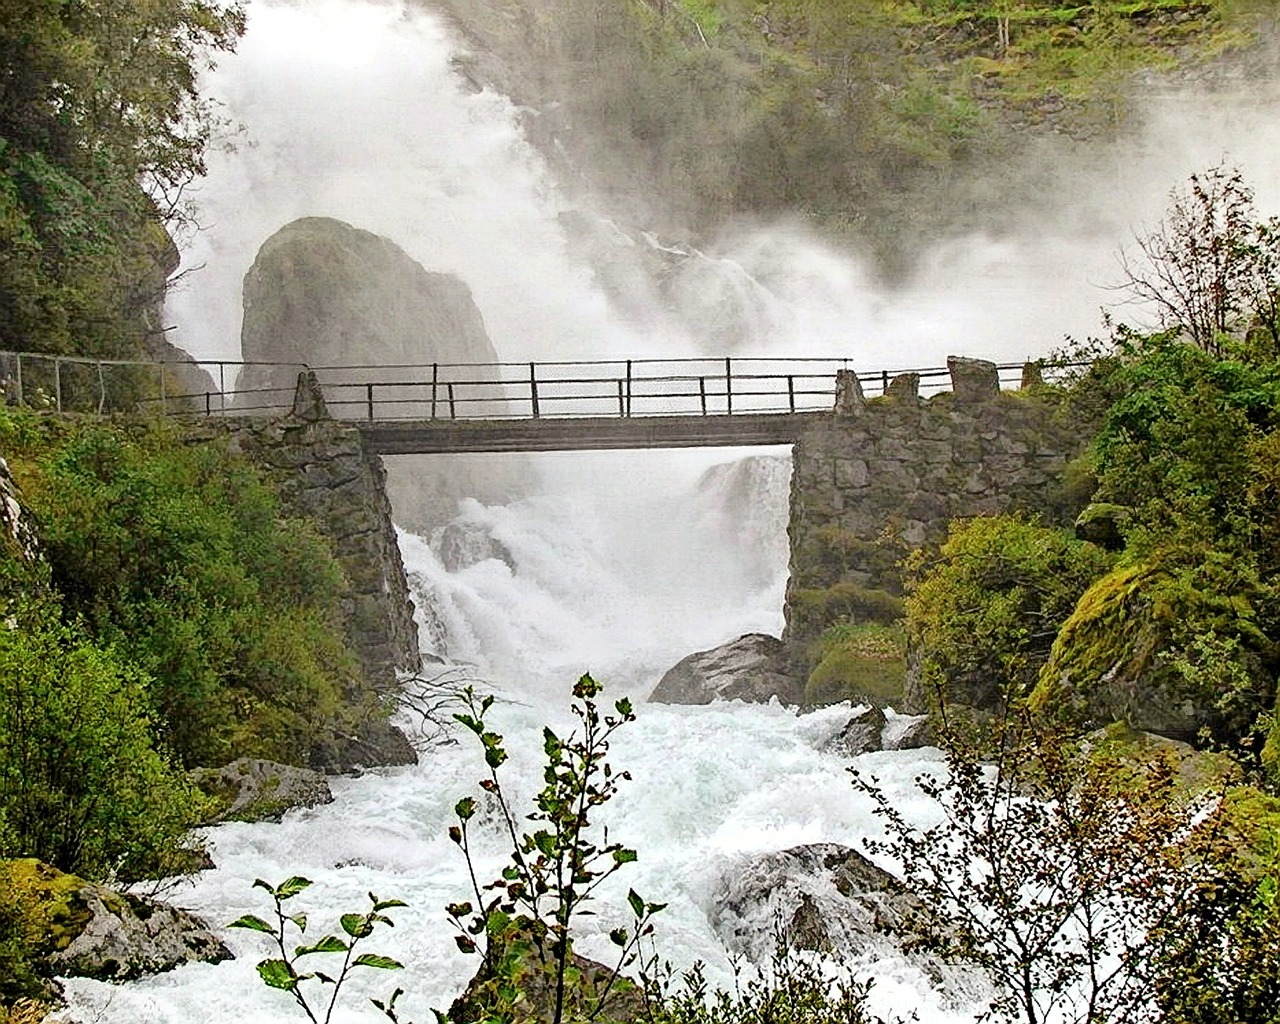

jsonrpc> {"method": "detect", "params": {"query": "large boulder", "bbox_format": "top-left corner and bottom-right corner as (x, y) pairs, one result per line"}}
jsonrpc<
(189, 758), (333, 823)
(649, 634), (801, 705)
(711, 843), (923, 959)
(1, 859), (231, 983)
(1030, 557), (1272, 743)
(238, 216), (526, 531)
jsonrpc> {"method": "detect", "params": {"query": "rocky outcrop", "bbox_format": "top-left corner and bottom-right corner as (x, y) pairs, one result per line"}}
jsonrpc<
(649, 634), (801, 705)
(237, 216), (524, 532)
(189, 758), (334, 823)
(712, 843), (922, 960)
(819, 705), (887, 757)
(1, 859), (231, 984)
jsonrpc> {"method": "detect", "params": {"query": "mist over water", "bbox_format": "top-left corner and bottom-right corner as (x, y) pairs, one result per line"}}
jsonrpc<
(78, 1), (1280, 1021)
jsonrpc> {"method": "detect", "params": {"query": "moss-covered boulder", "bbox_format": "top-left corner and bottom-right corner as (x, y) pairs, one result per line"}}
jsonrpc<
(0, 859), (231, 985)
(804, 623), (905, 707)
(189, 757), (334, 824)
(1031, 553), (1273, 743)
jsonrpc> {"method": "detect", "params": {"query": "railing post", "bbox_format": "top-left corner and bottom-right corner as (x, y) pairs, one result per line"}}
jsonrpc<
(625, 359), (632, 417)
(699, 377), (707, 416)
(616, 380), (625, 416)
(54, 357), (62, 413)
(431, 363), (439, 419)
(366, 382), (374, 421)
(530, 362), (540, 418)
(788, 374), (795, 414)
(882, 369), (889, 395)
(725, 357), (732, 415)
(205, 392), (211, 415)
(219, 363), (227, 414)
(448, 382), (456, 420)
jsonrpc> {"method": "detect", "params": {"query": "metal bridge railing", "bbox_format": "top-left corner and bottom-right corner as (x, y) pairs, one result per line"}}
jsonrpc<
(0, 352), (1083, 421)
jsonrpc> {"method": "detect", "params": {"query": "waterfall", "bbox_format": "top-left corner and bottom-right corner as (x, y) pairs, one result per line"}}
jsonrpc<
(63, 1), (1280, 1020)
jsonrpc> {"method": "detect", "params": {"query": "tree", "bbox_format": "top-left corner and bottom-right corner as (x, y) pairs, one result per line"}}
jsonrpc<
(1115, 165), (1280, 357)
(852, 716), (1275, 1024)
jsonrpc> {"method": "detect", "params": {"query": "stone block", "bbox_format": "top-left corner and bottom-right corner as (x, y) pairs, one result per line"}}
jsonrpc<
(947, 356), (1000, 402)
(835, 458), (869, 489)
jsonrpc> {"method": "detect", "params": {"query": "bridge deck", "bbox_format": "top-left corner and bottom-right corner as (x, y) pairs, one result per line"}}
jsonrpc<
(359, 412), (826, 454)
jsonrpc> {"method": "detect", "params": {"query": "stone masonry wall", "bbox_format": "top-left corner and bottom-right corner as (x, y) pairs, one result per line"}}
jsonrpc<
(194, 378), (420, 696)
(784, 358), (1087, 674)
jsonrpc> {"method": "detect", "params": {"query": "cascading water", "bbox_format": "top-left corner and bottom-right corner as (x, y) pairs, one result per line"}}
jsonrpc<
(63, 1), (1280, 1021)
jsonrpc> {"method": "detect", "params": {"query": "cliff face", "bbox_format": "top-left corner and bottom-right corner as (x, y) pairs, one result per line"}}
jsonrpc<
(238, 216), (526, 530)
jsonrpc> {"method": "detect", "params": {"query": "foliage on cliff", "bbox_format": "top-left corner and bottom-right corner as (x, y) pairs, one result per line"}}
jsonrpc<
(0, 0), (244, 357)
(0, 410), (368, 770)
(440, 0), (1262, 263)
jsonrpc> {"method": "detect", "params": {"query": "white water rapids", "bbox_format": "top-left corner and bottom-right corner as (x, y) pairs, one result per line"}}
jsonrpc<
(62, 1), (1280, 1021)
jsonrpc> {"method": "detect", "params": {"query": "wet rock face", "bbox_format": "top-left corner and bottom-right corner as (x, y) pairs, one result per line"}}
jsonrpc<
(711, 843), (922, 959)
(649, 633), (801, 705)
(237, 215), (524, 533)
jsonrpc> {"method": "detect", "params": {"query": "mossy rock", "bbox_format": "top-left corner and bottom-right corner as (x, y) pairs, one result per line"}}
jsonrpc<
(0, 860), (96, 959)
(1073, 502), (1129, 551)
(805, 624), (906, 706)
(0, 859), (230, 984)
(1031, 555), (1272, 742)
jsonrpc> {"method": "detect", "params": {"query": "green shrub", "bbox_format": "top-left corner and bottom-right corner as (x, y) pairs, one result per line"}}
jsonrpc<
(7, 413), (362, 769)
(0, 611), (199, 881)
(905, 514), (1113, 713)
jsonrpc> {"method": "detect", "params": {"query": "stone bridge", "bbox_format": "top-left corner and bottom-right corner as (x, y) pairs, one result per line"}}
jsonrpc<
(208, 355), (1083, 696)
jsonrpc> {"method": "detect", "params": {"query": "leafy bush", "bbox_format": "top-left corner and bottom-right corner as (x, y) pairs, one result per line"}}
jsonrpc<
(3, 412), (362, 769)
(905, 514), (1113, 713)
(0, 610), (199, 880)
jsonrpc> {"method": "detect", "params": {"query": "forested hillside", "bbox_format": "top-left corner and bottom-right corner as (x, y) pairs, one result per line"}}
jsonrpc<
(0, 0), (243, 358)
(437, 0), (1271, 265)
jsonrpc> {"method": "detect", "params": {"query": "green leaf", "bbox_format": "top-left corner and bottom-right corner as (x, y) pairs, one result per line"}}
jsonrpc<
(296, 935), (348, 956)
(627, 889), (645, 918)
(341, 913), (374, 938)
(228, 914), (275, 934)
(374, 898), (408, 911)
(289, 912), (307, 934)
(256, 959), (298, 991)
(275, 876), (313, 900)
(354, 953), (404, 970)
(615, 697), (633, 717)
(612, 848), (638, 866)
(609, 927), (628, 946)
(455, 934), (477, 954)
(455, 796), (476, 821)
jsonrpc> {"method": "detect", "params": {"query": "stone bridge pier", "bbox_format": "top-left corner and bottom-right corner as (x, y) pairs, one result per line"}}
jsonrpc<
(782, 357), (1085, 680)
